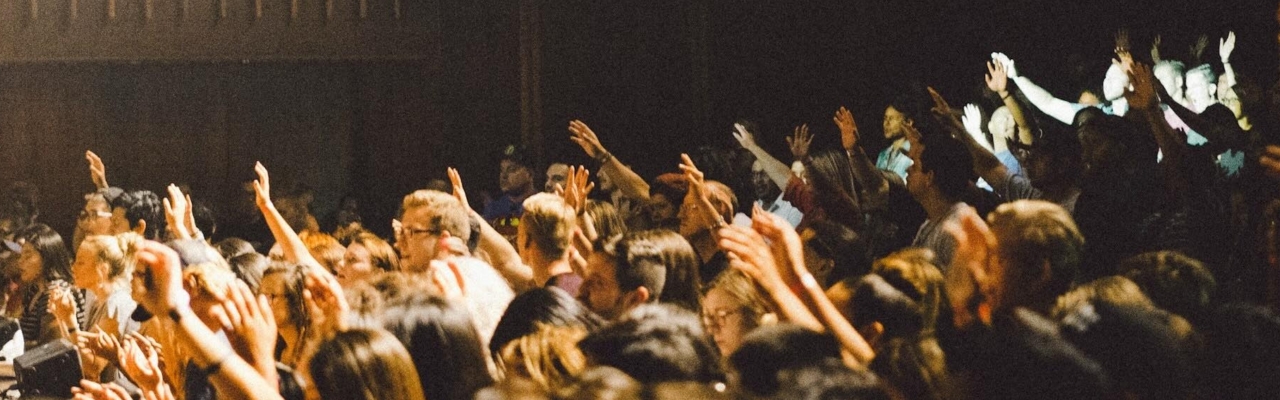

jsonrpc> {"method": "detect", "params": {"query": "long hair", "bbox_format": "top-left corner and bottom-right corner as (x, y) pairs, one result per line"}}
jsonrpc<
(381, 293), (494, 400)
(17, 224), (72, 284)
(803, 149), (863, 230)
(851, 274), (950, 400)
(308, 328), (426, 400)
(262, 263), (310, 332)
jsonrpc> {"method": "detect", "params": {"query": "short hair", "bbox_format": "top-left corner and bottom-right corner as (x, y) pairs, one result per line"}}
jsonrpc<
(1058, 300), (1193, 398)
(601, 230), (704, 309)
(380, 293), (494, 400)
(987, 200), (1084, 313)
(227, 252), (267, 292)
(349, 232), (400, 273)
(1154, 60), (1187, 78)
(918, 133), (974, 201)
(521, 193), (577, 258)
(490, 287), (604, 357)
(81, 233), (142, 284)
(1117, 251), (1216, 320)
(15, 223), (72, 283)
(729, 324), (842, 396)
(1186, 64), (1217, 84)
(182, 262), (237, 303)
(578, 304), (721, 384)
(1051, 276), (1153, 321)
(401, 190), (472, 240)
(308, 328), (427, 400)
(554, 366), (642, 400)
(113, 190), (165, 240)
(499, 324), (589, 392)
(214, 238), (256, 260)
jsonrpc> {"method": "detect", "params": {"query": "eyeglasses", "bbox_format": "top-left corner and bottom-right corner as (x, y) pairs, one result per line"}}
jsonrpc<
(79, 210), (113, 220)
(402, 226), (441, 239)
(701, 308), (742, 328)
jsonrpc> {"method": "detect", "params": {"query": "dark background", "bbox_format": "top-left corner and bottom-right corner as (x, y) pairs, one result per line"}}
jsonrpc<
(0, 0), (1274, 240)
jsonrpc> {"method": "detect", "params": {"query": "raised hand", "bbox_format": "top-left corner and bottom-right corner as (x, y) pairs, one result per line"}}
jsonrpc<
(220, 280), (278, 384)
(1151, 34), (1163, 63)
(717, 224), (786, 291)
(833, 106), (859, 151)
(568, 120), (607, 160)
(447, 167), (473, 214)
(303, 268), (349, 335)
(118, 332), (165, 392)
(1190, 34), (1209, 62)
(786, 124), (813, 160)
(731, 123), (758, 150)
(1114, 28), (1132, 54)
(679, 154), (723, 229)
(1220, 31), (1236, 64)
(72, 380), (132, 400)
(962, 104), (992, 152)
(1124, 61), (1159, 111)
(943, 207), (994, 327)
(132, 240), (192, 316)
(86, 150), (109, 190)
(162, 185), (193, 240)
(985, 59), (1010, 96)
(252, 162), (272, 208)
(749, 204), (808, 288)
(560, 166), (595, 212)
(990, 52), (1018, 78)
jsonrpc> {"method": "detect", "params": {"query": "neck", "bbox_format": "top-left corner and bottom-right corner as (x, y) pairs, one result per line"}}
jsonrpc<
(891, 137), (908, 148)
(532, 253), (574, 285)
(691, 231), (719, 264)
(918, 191), (955, 223)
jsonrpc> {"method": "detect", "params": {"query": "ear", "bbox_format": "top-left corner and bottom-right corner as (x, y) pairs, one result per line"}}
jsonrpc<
(622, 286), (651, 310)
(133, 220), (147, 236)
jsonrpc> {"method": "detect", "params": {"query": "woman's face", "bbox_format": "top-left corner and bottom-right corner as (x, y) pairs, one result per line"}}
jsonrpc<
(72, 244), (103, 290)
(702, 287), (752, 358)
(79, 198), (115, 236)
(260, 273), (292, 328)
(337, 243), (375, 287)
(17, 243), (43, 284)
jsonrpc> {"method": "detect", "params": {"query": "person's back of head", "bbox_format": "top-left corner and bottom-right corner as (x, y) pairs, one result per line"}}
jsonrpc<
(555, 366), (642, 400)
(498, 324), (589, 392)
(521, 193), (577, 260)
(917, 133), (974, 202)
(227, 252), (267, 292)
(803, 220), (868, 287)
(987, 200), (1083, 315)
(114, 190), (165, 240)
(490, 287), (603, 357)
(615, 229), (701, 311)
(380, 293), (494, 400)
(1198, 303), (1280, 400)
(213, 238), (255, 260)
(583, 200), (628, 244)
(870, 248), (944, 333)
(1058, 300), (1193, 399)
(1051, 275), (1154, 321)
(850, 274), (948, 400)
(308, 328), (426, 400)
(769, 358), (896, 400)
(300, 231), (344, 274)
(962, 308), (1114, 400)
(1118, 251), (1216, 321)
(728, 324), (842, 397)
(578, 303), (721, 384)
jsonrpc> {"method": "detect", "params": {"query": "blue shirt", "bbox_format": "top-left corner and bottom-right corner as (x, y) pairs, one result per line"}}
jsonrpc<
(876, 141), (913, 181)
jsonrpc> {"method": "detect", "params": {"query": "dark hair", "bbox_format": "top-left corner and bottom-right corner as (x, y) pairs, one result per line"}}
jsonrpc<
(917, 133), (973, 201)
(729, 324), (843, 396)
(583, 200), (628, 244)
(1117, 251), (1216, 321)
(963, 309), (1114, 399)
(1058, 300), (1193, 399)
(380, 293), (494, 400)
(191, 198), (217, 238)
(16, 224), (72, 283)
(804, 220), (868, 286)
(112, 190), (165, 240)
(308, 328), (426, 400)
(803, 149), (864, 229)
(0, 182), (39, 233)
(214, 238), (256, 260)
(263, 263), (310, 330)
(578, 304), (721, 384)
(648, 174), (688, 207)
(228, 252), (267, 292)
(554, 366), (641, 400)
(771, 358), (895, 400)
(490, 287), (604, 356)
(1198, 303), (1280, 399)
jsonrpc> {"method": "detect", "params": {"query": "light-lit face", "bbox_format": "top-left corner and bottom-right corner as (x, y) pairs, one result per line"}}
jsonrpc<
(72, 244), (105, 290)
(399, 206), (443, 272)
(1185, 71), (1217, 113)
(702, 287), (751, 357)
(500, 160), (533, 194)
(78, 198), (115, 236)
(579, 253), (625, 320)
(883, 106), (909, 140)
(259, 272), (292, 328)
(987, 107), (1015, 141)
(751, 161), (777, 201)
(545, 164), (569, 193)
(17, 243), (42, 284)
(1218, 76), (1243, 119)
(337, 243), (376, 287)
(1102, 64), (1130, 101)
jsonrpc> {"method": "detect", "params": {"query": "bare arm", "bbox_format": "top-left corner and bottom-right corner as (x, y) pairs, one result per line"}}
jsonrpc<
(734, 123), (795, 190)
(569, 120), (651, 200)
(987, 59), (1035, 145)
(835, 107), (889, 199)
(1127, 62), (1190, 196)
(449, 168), (535, 291)
(252, 163), (322, 271)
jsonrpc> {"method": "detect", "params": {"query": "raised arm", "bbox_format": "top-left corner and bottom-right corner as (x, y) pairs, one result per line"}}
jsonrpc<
(252, 163), (322, 271)
(834, 106), (890, 198)
(568, 120), (650, 200)
(1127, 61), (1190, 195)
(450, 168), (535, 291)
(733, 123), (795, 190)
(86, 150), (109, 190)
(1220, 31), (1237, 88)
(995, 53), (1081, 124)
(987, 58), (1035, 145)
(930, 89), (1008, 185)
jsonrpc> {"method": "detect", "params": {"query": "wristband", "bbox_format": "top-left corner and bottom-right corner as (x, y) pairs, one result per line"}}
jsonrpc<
(594, 151), (614, 165)
(1000, 92), (1011, 100)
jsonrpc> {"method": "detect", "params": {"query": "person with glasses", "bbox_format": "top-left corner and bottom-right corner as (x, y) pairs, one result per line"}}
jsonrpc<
(701, 268), (771, 361)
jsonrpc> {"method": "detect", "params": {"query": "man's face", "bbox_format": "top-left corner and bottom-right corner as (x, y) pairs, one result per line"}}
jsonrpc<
(500, 160), (533, 194)
(883, 106), (908, 140)
(399, 206), (443, 272)
(579, 253), (626, 319)
(751, 161), (777, 201)
(545, 164), (569, 193)
(646, 194), (677, 225)
(78, 198), (114, 236)
(1185, 72), (1217, 113)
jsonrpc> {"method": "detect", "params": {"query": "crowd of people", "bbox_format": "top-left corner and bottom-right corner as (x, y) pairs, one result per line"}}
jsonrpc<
(0, 24), (1279, 400)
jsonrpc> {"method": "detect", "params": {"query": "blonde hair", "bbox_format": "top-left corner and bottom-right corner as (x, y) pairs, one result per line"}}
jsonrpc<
(401, 190), (471, 239)
(350, 232), (400, 273)
(521, 193), (577, 258)
(705, 268), (771, 327)
(872, 248), (945, 334)
(81, 232), (142, 284)
(499, 324), (589, 392)
(300, 231), (345, 274)
(1051, 276), (1154, 321)
(183, 262), (237, 302)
